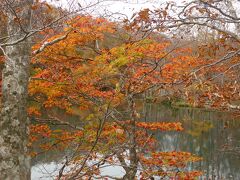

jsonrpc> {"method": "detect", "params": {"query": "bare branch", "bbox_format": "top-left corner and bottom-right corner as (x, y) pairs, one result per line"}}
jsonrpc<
(33, 29), (72, 55)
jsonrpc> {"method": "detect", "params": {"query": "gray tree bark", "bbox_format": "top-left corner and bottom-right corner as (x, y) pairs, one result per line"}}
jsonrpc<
(0, 0), (33, 179)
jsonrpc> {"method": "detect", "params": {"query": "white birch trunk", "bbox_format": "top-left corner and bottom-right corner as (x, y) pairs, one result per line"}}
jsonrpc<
(0, 0), (33, 179)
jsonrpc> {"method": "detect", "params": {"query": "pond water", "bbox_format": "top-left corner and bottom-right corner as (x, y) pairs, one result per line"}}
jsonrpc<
(31, 103), (240, 179)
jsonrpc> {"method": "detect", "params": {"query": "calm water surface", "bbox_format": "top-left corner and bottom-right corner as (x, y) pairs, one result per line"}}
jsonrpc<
(31, 103), (240, 179)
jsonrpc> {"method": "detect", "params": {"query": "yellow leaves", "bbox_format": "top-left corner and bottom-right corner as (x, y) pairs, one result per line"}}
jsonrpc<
(115, 83), (120, 92)
(110, 46), (126, 56)
(85, 114), (95, 121)
(111, 56), (128, 67)
(105, 39), (170, 70)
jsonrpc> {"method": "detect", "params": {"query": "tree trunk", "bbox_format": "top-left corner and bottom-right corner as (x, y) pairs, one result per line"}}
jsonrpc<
(0, 0), (33, 179)
(122, 96), (138, 180)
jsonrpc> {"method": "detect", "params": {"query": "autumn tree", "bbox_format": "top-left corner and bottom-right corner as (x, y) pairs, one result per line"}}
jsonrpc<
(0, 0), (102, 178)
(28, 13), (204, 179)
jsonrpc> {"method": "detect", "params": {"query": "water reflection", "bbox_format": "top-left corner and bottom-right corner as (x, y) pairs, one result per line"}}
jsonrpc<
(31, 103), (240, 179)
(143, 104), (240, 180)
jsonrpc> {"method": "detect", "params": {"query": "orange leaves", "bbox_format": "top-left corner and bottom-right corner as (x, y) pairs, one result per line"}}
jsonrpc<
(31, 1), (53, 11)
(30, 15), (118, 113)
(138, 8), (151, 22)
(32, 15), (115, 62)
(133, 41), (170, 59)
(28, 13), (207, 179)
(139, 151), (202, 179)
(30, 124), (84, 143)
(30, 124), (52, 139)
(161, 47), (203, 84)
(120, 120), (183, 132)
(151, 151), (202, 166)
(125, 8), (151, 31)
(30, 124), (84, 154)
(27, 107), (41, 117)
(68, 15), (115, 41)
(100, 123), (126, 143)
(136, 122), (183, 131)
(97, 39), (173, 93)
